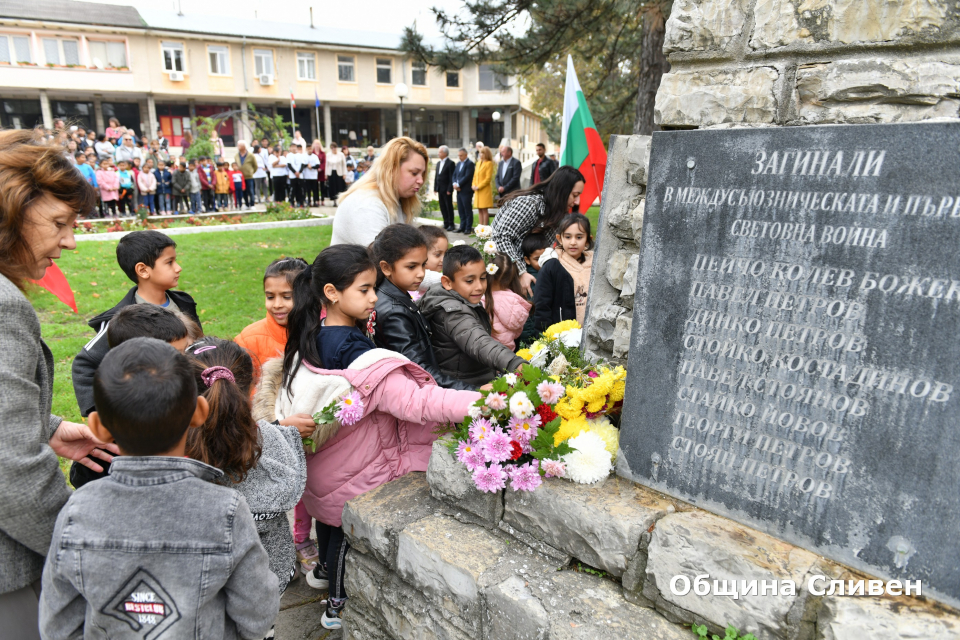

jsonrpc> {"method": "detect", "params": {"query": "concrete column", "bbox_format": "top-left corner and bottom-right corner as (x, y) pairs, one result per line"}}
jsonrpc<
(93, 96), (104, 133)
(38, 90), (52, 129)
(138, 99), (150, 138)
(504, 108), (512, 146)
(380, 109), (386, 146)
(461, 107), (470, 149)
(239, 100), (250, 142)
(396, 104), (403, 139)
(187, 98), (196, 134)
(323, 103), (332, 148)
(146, 95), (158, 140)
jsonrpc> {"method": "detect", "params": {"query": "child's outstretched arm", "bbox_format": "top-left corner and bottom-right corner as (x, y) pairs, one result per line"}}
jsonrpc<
(376, 310), (476, 391)
(446, 308), (526, 375)
(370, 367), (480, 425)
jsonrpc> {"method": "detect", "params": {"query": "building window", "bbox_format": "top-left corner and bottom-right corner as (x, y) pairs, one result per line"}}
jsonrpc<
(0, 98), (42, 128)
(0, 35), (33, 64)
(478, 64), (507, 91)
(208, 45), (229, 75)
(446, 71), (459, 88)
(376, 58), (391, 84)
(254, 49), (274, 77)
(88, 40), (126, 68)
(42, 38), (80, 66)
(337, 55), (355, 82)
(161, 42), (184, 72)
(411, 61), (427, 86)
(297, 52), (316, 80)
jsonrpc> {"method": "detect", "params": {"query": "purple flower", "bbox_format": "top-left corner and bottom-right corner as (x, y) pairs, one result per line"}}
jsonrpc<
(536, 381), (565, 405)
(456, 440), (485, 471)
(469, 417), (493, 442)
(482, 428), (513, 463)
(473, 463), (507, 493)
(508, 460), (543, 492)
(508, 414), (542, 444)
(335, 391), (364, 425)
(542, 459), (566, 478)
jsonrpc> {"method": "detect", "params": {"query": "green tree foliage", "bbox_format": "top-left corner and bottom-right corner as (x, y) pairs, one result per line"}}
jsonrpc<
(401, 0), (671, 142)
(248, 104), (295, 148)
(184, 116), (216, 161)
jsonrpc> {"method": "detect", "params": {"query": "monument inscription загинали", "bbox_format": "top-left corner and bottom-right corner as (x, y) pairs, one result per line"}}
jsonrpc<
(618, 122), (960, 605)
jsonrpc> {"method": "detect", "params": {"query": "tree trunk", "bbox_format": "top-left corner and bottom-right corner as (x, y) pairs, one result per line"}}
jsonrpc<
(633, 4), (670, 135)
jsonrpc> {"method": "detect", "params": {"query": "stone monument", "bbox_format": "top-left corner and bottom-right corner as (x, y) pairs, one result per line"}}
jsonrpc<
(617, 121), (960, 607)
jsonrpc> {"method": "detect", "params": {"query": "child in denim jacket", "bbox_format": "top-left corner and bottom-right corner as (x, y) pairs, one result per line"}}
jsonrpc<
(40, 338), (279, 640)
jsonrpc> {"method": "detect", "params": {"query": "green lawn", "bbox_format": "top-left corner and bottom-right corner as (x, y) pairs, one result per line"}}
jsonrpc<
(28, 225), (333, 424)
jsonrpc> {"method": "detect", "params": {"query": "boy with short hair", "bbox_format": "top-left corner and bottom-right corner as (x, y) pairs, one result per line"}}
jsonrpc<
(171, 159), (191, 214)
(198, 156), (215, 212)
(69, 305), (190, 489)
(188, 159), (202, 214)
(419, 245), (526, 386)
(72, 230), (202, 418)
(155, 159), (173, 215)
(215, 161), (231, 210)
(41, 338), (280, 640)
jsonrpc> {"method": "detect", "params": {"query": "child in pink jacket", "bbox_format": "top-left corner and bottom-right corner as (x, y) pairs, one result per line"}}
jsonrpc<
(255, 244), (479, 632)
(487, 253), (532, 350)
(137, 159), (158, 214)
(94, 157), (120, 218)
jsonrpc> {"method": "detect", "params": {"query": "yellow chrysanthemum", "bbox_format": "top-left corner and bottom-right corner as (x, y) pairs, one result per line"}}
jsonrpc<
(530, 341), (545, 353)
(554, 415), (589, 445)
(585, 417), (620, 459)
(544, 320), (581, 340)
(555, 394), (584, 421)
(586, 396), (607, 413)
(610, 381), (626, 403)
(517, 348), (533, 361)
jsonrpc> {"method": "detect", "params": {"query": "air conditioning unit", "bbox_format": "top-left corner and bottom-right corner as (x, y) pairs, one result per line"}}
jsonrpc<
(259, 74), (274, 86)
(168, 71), (184, 82)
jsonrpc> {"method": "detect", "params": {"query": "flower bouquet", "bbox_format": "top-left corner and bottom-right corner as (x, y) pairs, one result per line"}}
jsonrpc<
(305, 390), (364, 452)
(448, 364), (575, 492)
(468, 225), (500, 275)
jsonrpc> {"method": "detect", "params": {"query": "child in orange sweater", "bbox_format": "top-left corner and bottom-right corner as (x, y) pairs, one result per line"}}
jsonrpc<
(234, 257), (321, 578)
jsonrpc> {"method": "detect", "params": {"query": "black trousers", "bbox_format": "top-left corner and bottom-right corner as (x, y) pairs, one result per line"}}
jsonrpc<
(316, 523), (348, 600)
(457, 188), (474, 232)
(272, 176), (287, 203)
(202, 189), (215, 212)
(306, 179), (320, 205)
(438, 189), (454, 228)
(289, 177), (304, 207)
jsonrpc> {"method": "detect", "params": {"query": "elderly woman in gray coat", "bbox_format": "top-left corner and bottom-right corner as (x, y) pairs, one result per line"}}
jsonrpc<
(0, 130), (117, 639)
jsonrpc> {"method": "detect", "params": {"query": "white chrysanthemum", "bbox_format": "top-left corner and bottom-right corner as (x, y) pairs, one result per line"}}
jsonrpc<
(504, 373), (518, 386)
(558, 328), (582, 348)
(452, 239), (466, 246)
(547, 353), (569, 376)
(530, 346), (550, 368)
(468, 405), (483, 420)
(563, 431), (613, 484)
(509, 392), (534, 419)
(486, 262), (499, 275)
(475, 225), (493, 239)
(483, 240), (498, 255)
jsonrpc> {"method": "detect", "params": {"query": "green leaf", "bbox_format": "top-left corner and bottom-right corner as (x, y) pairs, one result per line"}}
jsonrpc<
(725, 626), (739, 639)
(491, 378), (509, 393)
(521, 364), (541, 383)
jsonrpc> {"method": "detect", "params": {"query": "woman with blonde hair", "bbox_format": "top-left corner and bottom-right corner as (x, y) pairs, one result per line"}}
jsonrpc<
(330, 136), (428, 246)
(472, 145), (495, 226)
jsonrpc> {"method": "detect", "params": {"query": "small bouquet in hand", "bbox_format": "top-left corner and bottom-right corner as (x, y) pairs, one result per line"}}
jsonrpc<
(305, 390), (364, 452)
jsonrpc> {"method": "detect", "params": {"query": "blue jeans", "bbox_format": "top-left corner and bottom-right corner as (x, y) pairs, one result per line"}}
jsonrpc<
(190, 192), (201, 214)
(157, 193), (171, 212)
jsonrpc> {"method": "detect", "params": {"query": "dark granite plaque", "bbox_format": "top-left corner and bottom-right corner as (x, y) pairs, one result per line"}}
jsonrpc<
(618, 122), (960, 606)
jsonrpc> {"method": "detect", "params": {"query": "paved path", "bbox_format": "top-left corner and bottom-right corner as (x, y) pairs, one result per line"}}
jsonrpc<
(276, 573), (341, 640)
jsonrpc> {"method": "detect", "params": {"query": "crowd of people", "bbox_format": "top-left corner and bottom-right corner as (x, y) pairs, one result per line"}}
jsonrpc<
(54, 120), (374, 218)
(1, 130), (587, 638)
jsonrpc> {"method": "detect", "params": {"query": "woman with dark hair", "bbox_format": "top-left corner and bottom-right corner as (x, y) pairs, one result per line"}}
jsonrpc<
(491, 165), (585, 296)
(0, 129), (118, 638)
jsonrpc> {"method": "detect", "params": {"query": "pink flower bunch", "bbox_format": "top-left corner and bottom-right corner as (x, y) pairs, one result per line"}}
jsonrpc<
(473, 463), (507, 493)
(456, 440), (486, 471)
(507, 460), (542, 492)
(541, 459), (567, 478)
(469, 417), (494, 443)
(335, 391), (364, 425)
(536, 381), (565, 405)
(482, 428), (513, 463)
(508, 414), (541, 445)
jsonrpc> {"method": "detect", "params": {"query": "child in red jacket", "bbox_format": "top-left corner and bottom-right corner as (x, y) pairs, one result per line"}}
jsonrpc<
(229, 162), (246, 209)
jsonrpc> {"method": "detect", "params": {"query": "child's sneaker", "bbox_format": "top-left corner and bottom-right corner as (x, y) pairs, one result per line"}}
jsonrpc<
(305, 563), (329, 590)
(295, 539), (319, 575)
(320, 600), (343, 630)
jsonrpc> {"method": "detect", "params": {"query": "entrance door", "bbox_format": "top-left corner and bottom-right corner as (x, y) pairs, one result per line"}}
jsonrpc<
(476, 121), (503, 148)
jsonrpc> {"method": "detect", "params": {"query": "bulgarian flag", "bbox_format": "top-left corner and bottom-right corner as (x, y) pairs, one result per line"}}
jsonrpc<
(31, 261), (77, 313)
(559, 55), (607, 209)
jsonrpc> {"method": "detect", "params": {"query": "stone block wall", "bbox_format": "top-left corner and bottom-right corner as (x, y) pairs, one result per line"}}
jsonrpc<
(340, 444), (959, 639)
(583, 0), (960, 365)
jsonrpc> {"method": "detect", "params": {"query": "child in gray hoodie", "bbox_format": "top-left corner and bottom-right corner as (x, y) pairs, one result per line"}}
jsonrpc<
(184, 337), (310, 598)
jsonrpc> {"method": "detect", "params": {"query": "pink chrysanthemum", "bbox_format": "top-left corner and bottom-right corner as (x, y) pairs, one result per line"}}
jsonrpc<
(482, 428), (513, 463)
(463, 448), (487, 472)
(508, 460), (542, 492)
(456, 440), (483, 470)
(508, 414), (542, 444)
(473, 463), (507, 493)
(485, 392), (508, 411)
(469, 418), (493, 442)
(542, 459), (566, 478)
(536, 381), (565, 405)
(335, 391), (364, 425)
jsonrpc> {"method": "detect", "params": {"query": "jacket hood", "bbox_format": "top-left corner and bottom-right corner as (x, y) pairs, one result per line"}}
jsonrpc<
(491, 289), (532, 332)
(86, 286), (138, 330)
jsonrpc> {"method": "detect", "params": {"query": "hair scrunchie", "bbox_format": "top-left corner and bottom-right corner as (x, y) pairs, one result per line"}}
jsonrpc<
(201, 366), (235, 387)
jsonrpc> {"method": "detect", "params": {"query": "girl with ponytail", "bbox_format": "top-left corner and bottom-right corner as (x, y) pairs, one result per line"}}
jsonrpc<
(184, 337), (309, 619)
(254, 244), (481, 631)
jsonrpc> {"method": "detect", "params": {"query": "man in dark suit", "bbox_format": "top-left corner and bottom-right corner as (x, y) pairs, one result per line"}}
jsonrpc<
(529, 142), (557, 184)
(434, 146), (456, 231)
(453, 147), (475, 234)
(496, 146), (522, 198)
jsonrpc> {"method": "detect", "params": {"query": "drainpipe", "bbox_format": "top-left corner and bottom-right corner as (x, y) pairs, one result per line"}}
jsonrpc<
(241, 36), (248, 93)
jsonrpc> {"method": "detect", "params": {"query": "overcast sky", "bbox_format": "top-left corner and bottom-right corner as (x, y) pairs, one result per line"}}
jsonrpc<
(80, 0), (464, 38)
